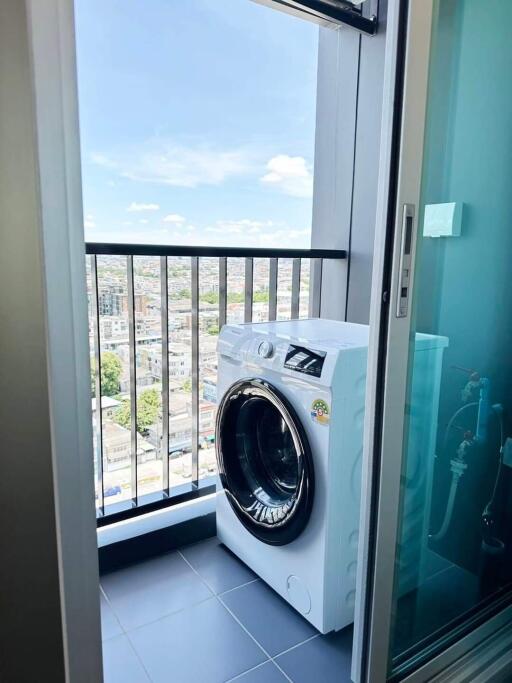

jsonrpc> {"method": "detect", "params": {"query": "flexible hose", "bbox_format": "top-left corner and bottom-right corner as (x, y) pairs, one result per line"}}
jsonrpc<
(429, 403), (477, 543)
(430, 468), (461, 542)
(442, 402), (478, 453)
(432, 404), (503, 544)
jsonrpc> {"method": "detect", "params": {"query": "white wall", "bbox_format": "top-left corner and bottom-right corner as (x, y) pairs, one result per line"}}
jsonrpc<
(312, 15), (387, 324)
(0, 1), (102, 680)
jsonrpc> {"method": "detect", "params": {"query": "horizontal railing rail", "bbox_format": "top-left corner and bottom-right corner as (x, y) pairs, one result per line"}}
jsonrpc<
(87, 243), (346, 526)
(85, 242), (347, 260)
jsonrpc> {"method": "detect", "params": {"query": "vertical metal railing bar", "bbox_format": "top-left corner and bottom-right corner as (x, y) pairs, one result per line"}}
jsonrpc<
(127, 255), (138, 504)
(244, 257), (254, 323)
(291, 258), (301, 319)
(191, 256), (200, 487)
(309, 258), (323, 318)
(268, 258), (278, 322)
(91, 255), (105, 515)
(160, 256), (170, 496)
(219, 256), (227, 330)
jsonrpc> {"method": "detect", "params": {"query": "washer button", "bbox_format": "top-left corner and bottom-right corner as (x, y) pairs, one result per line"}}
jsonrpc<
(258, 340), (274, 358)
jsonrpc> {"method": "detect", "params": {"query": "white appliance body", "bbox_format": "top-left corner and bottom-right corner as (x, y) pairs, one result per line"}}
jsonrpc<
(216, 319), (368, 634)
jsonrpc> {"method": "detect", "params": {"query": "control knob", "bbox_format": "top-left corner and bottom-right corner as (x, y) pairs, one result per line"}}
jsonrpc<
(257, 340), (274, 358)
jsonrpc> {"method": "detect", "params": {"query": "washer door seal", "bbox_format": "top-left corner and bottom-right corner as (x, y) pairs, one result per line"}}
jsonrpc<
(216, 378), (314, 545)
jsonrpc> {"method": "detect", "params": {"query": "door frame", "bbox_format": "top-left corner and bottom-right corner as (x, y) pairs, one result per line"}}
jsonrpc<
(25, 0), (103, 680)
(353, 0), (512, 681)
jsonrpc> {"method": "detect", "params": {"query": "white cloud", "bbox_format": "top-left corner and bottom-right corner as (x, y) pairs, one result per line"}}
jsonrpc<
(139, 219), (149, 224)
(163, 213), (186, 224)
(201, 219), (309, 248)
(127, 202), (160, 212)
(259, 228), (310, 247)
(92, 139), (254, 188)
(261, 155), (313, 198)
(84, 213), (95, 229)
(85, 221), (310, 250)
(205, 219), (273, 235)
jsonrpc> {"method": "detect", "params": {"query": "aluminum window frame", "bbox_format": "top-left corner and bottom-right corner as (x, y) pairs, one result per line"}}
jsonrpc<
(354, 1), (512, 681)
(254, 0), (379, 34)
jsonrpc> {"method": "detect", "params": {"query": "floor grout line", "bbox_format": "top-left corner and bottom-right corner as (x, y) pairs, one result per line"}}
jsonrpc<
(99, 584), (126, 638)
(121, 594), (216, 636)
(102, 546), (331, 683)
(123, 631), (153, 683)
(273, 632), (321, 658)
(178, 551), (293, 681)
(223, 660), (274, 682)
(216, 592), (294, 683)
(100, 586), (153, 682)
(100, 551), (218, 636)
(177, 548), (327, 682)
(218, 578), (260, 596)
(179, 544), (261, 598)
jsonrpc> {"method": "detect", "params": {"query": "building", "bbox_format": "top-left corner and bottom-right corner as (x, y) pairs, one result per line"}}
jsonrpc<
(102, 421), (156, 471)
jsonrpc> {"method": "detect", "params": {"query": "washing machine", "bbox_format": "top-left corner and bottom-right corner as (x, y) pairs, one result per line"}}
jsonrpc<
(215, 318), (369, 634)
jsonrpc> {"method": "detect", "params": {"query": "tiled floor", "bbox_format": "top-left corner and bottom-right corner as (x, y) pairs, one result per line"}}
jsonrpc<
(100, 537), (353, 683)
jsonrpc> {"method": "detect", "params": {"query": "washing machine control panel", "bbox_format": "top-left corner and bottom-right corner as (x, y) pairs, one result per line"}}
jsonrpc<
(284, 344), (326, 378)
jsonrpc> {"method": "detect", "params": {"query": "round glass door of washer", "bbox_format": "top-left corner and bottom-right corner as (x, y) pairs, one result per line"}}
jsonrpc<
(216, 378), (314, 545)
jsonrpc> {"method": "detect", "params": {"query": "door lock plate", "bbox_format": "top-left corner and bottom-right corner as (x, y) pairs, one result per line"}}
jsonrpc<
(396, 204), (415, 318)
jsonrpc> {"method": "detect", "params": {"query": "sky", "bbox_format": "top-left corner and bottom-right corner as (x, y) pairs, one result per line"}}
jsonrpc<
(74, 0), (319, 249)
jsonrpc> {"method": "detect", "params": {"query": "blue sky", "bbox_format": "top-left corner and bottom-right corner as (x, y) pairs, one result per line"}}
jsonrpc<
(75, 0), (318, 248)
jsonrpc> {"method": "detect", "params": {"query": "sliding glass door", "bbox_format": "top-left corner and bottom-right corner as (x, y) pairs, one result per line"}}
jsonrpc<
(357, 1), (512, 680)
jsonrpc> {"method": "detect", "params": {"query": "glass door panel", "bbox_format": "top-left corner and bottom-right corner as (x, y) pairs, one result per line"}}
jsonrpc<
(389, 0), (512, 675)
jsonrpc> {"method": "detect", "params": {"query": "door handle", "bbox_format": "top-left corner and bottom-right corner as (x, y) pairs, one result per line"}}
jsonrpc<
(396, 203), (415, 318)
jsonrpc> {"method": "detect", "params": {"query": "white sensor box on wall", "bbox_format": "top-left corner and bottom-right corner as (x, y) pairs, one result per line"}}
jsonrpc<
(423, 202), (463, 238)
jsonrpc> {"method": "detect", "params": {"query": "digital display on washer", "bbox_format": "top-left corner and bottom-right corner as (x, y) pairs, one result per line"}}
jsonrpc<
(284, 345), (326, 378)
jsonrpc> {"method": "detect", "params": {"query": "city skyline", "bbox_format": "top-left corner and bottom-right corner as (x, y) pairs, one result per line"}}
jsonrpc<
(87, 253), (311, 504)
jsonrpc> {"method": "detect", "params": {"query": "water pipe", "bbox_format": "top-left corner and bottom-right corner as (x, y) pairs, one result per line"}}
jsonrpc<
(430, 368), (499, 544)
(430, 441), (470, 543)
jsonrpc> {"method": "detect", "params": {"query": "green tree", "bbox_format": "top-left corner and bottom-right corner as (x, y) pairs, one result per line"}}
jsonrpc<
(113, 387), (161, 435)
(91, 351), (122, 398)
(199, 291), (219, 305)
(254, 289), (269, 303)
(207, 324), (219, 336)
(227, 292), (244, 304)
(181, 378), (192, 393)
(170, 288), (191, 301)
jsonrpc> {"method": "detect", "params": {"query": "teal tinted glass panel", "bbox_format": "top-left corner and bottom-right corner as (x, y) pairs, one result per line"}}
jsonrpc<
(390, 0), (512, 672)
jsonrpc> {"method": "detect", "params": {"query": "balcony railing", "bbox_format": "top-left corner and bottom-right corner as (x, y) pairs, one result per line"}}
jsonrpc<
(86, 242), (346, 525)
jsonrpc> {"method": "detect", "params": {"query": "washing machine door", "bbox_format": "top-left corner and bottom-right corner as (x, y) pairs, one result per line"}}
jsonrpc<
(216, 378), (314, 545)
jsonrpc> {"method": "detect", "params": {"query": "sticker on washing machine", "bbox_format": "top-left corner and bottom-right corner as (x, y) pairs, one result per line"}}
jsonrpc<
(311, 398), (330, 425)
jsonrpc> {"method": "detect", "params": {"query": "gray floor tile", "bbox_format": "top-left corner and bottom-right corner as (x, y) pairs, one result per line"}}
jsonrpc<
(276, 626), (353, 683)
(221, 580), (317, 657)
(102, 634), (150, 683)
(129, 598), (267, 683)
(101, 551), (212, 630)
(230, 661), (288, 682)
(100, 592), (123, 640)
(181, 538), (257, 594)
